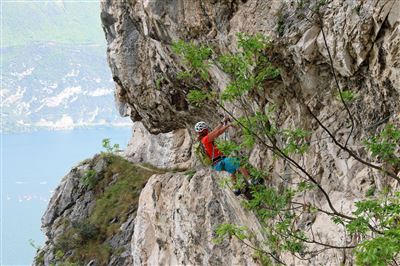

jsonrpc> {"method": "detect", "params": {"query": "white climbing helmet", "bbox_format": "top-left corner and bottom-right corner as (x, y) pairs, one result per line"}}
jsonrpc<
(194, 121), (208, 133)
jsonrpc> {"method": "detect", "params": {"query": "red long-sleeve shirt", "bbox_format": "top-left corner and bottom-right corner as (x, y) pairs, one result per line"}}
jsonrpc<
(200, 135), (223, 160)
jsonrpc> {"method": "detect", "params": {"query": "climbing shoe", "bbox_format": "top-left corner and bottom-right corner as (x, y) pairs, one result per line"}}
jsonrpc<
(233, 189), (241, 196)
(249, 178), (263, 186)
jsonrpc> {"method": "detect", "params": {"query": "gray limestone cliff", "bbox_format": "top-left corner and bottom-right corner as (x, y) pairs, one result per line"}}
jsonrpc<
(101, 0), (399, 263)
(35, 0), (399, 265)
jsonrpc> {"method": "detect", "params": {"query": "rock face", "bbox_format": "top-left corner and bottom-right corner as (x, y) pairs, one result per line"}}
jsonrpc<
(34, 0), (400, 265)
(33, 154), (157, 266)
(34, 154), (267, 265)
(133, 170), (263, 265)
(98, 0), (399, 264)
(101, 0), (399, 134)
(124, 122), (192, 169)
(100, 0), (235, 133)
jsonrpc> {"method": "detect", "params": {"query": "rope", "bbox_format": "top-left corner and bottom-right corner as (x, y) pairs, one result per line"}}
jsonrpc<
(211, 138), (215, 167)
(364, 114), (392, 131)
(224, 120), (229, 141)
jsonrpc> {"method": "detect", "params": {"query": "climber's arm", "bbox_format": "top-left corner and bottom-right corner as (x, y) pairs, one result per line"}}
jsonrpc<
(209, 123), (223, 136)
(207, 123), (231, 142)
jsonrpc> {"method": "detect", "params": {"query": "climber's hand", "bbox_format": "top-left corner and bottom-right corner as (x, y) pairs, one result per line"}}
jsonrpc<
(226, 122), (238, 130)
(222, 116), (231, 124)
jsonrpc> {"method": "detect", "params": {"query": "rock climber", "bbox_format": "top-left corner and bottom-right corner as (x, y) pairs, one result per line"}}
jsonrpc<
(194, 117), (254, 196)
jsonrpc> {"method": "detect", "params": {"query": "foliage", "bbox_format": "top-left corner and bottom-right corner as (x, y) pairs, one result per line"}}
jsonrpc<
(218, 33), (280, 102)
(247, 164), (269, 183)
(351, 192), (400, 265)
(55, 229), (80, 253)
(71, 220), (100, 242)
(72, 242), (111, 265)
(282, 128), (311, 155)
(337, 89), (357, 103)
(276, 12), (285, 37)
(102, 138), (120, 154)
(194, 141), (213, 166)
(214, 223), (250, 244)
(364, 124), (400, 167)
(55, 250), (65, 260)
(171, 40), (213, 80)
(296, 180), (316, 192)
(172, 30), (400, 264)
(172, 33), (280, 109)
(355, 230), (400, 266)
(254, 250), (273, 266)
(174, 33), (315, 263)
(213, 183), (311, 261)
(31, 239), (45, 265)
(187, 90), (212, 107)
(52, 155), (158, 265)
(34, 251), (45, 266)
(365, 186), (376, 197)
(330, 191), (400, 264)
(90, 155), (156, 237)
(29, 238), (41, 250)
(81, 169), (97, 189)
(217, 176), (232, 189)
(243, 185), (293, 219)
(215, 139), (241, 156)
(155, 76), (164, 90)
(185, 170), (196, 180)
(58, 262), (80, 266)
(232, 174), (249, 191)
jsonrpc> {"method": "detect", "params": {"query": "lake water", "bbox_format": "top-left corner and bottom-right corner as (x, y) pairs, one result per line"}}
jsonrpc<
(1, 127), (132, 265)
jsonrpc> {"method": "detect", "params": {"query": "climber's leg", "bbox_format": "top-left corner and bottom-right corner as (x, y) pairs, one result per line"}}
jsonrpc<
(238, 167), (250, 182)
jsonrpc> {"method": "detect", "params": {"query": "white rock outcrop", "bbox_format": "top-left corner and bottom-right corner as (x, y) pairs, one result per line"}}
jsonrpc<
(124, 122), (192, 169)
(132, 170), (264, 266)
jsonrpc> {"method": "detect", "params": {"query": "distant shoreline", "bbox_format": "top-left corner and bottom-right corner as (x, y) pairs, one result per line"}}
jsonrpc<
(1, 124), (133, 135)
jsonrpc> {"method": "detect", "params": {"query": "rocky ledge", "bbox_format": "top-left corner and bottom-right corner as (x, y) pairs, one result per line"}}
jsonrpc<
(33, 154), (157, 265)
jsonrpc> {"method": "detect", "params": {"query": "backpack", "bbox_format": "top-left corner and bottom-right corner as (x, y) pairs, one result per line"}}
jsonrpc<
(194, 141), (213, 166)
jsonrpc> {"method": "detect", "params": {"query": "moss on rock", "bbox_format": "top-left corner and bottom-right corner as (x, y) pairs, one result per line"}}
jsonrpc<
(35, 154), (158, 266)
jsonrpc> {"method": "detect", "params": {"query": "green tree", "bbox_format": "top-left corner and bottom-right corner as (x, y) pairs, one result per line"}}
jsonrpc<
(102, 138), (120, 154)
(172, 28), (400, 265)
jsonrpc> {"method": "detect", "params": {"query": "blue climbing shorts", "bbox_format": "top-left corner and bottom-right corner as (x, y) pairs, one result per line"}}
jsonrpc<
(213, 157), (240, 174)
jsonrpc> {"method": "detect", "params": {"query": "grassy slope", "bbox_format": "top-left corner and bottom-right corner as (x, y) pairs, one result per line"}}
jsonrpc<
(34, 154), (162, 265)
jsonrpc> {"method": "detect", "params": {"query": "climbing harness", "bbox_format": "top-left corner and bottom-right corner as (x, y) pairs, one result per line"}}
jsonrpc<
(194, 141), (212, 166)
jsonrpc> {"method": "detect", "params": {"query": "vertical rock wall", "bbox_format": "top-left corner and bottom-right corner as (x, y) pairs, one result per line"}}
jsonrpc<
(132, 170), (264, 265)
(70, 0), (400, 264)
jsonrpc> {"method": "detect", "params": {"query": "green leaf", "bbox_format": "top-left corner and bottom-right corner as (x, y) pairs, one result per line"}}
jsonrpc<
(297, 181), (316, 192)
(171, 40), (213, 81)
(215, 140), (241, 156)
(345, 217), (370, 235)
(355, 233), (400, 266)
(187, 90), (211, 107)
(213, 223), (249, 244)
(364, 123), (400, 167)
(336, 89), (357, 103)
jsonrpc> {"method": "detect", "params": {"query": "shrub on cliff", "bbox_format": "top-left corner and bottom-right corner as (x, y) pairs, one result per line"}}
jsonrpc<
(37, 154), (158, 266)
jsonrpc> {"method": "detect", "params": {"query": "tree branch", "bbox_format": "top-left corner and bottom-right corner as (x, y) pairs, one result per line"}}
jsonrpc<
(305, 105), (400, 182)
(317, 14), (355, 148)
